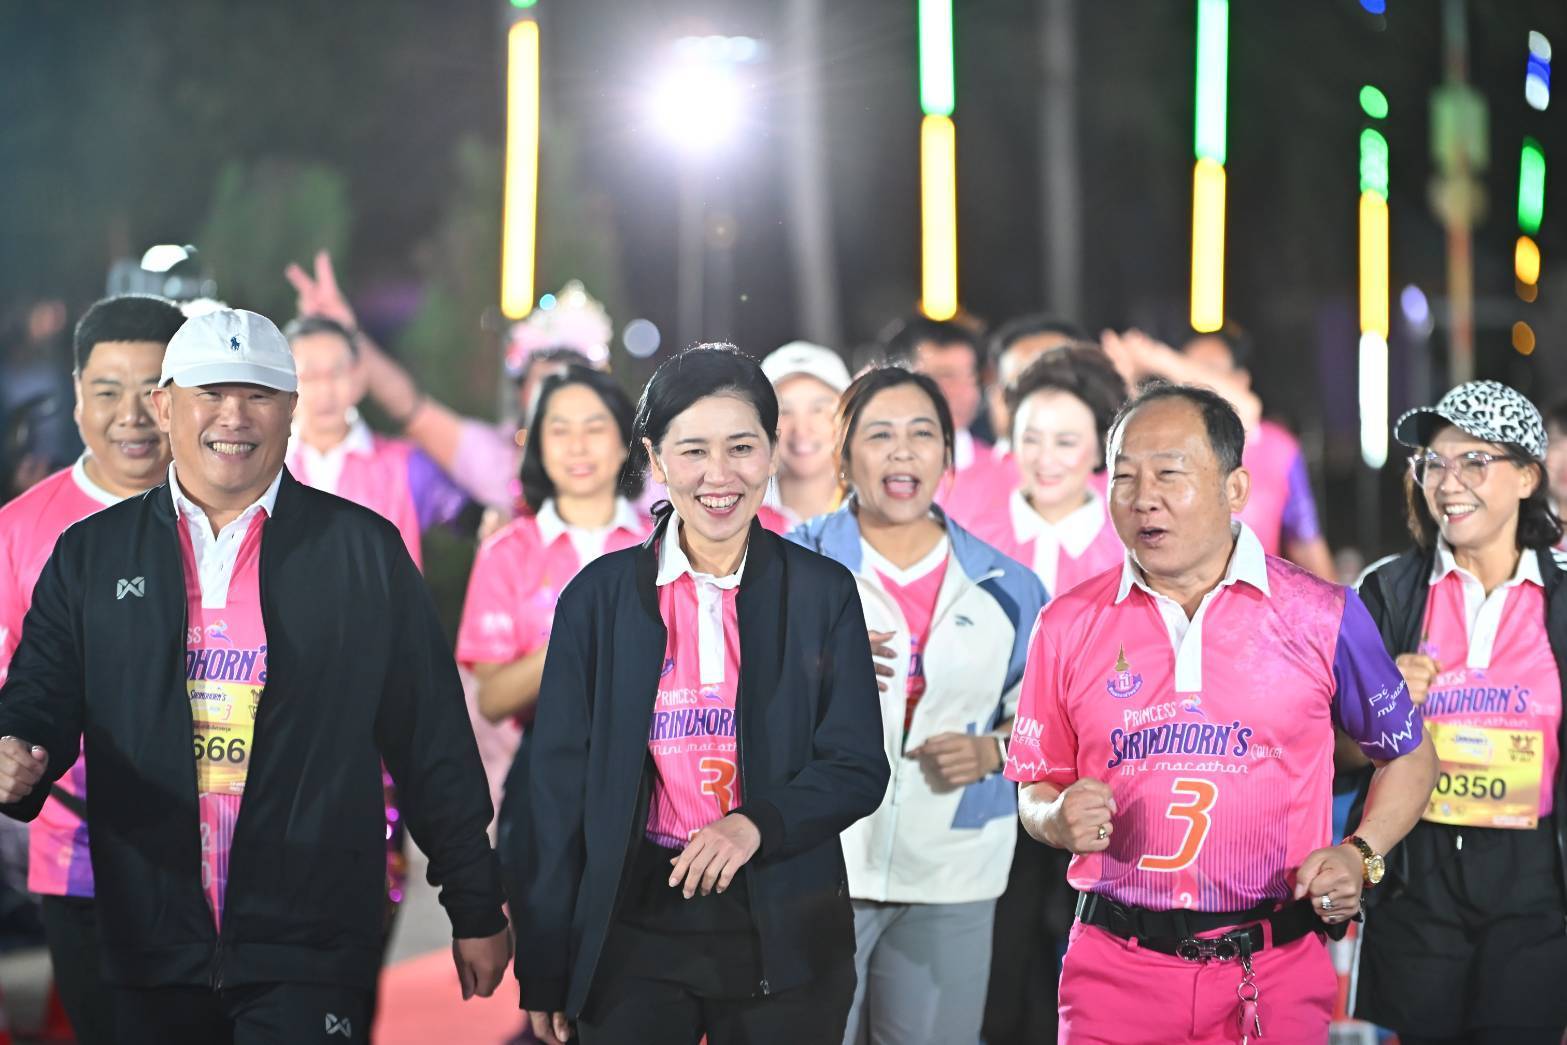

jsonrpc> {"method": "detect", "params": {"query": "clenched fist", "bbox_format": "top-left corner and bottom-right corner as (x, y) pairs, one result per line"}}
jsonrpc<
(0, 737), (48, 804)
(1042, 777), (1118, 854)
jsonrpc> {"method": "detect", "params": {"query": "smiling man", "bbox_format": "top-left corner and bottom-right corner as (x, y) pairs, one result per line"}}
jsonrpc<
(1005, 381), (1437, 1044)
(0, 293), (185, 1044)
(0, 308), (509, 1044)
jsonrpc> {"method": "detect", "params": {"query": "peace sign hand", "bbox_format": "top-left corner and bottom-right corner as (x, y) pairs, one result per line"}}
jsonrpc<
(283, 250), (357, 330)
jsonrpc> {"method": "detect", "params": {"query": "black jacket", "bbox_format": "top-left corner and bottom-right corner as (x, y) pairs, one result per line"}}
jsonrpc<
(0, 469), (506, 990)
(510, 516), (890, 1017)
(1357, 545), (1567, 902)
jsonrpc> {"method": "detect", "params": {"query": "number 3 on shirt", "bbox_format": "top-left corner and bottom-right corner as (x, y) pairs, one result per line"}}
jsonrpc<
(700, 758), (737, 816)
(1137, 778), (1218, 872)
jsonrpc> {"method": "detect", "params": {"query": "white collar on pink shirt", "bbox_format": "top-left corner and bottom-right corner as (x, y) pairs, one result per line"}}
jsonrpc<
(71, 455), (123, 508)
(1428, 541), (1544, 669)
(168, 463), (281, 609)
(1010, 488), (1106, 596)
(1113, 521), (1270, 692)
(655, 513), (745, 686)
(1009, 488), (1105, 559)
(289, 414), (374, 496)
(535, 496), (642, 548)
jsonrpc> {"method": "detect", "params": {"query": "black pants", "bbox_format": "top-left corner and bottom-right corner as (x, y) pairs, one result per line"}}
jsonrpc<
(578, 841), (856, 1044)
(113, 982), (372, 1045)
(40, 894), (115, 1045)
(1357, 818), (1567, 1038)
(982, 826), (1071, 1045)
(578, 963), (855, 1045)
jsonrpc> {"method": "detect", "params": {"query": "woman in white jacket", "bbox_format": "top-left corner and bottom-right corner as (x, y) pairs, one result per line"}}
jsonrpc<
(789, 366), (1047, 1045)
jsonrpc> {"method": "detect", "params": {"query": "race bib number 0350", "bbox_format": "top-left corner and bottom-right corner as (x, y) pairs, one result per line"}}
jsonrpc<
(189, 680), (259, 796)
(1423, 721), (1543, 830)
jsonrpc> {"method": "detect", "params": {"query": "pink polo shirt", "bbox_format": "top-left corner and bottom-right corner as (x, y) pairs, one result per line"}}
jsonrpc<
(1006, 524), (1421, 912)
(1418, 547), (1561, 824)
(645, 517), (745, 849)
(457, 499), (649, 673)
(1236, 420), (1322, 557)
(289, 420), (467, 571)
(0, 461), (120, 896)
(172, 478), (272, 928)
(936, 430), (1018, 534)
(968, 488), (1124, 598)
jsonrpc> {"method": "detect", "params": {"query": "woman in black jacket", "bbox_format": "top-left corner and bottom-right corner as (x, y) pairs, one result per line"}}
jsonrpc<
(514, 345), (889, 1045)
(1354, 380), (1567, 1044)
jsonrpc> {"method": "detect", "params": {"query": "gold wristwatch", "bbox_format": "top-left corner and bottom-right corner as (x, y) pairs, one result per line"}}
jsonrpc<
(1344, 835), (1385, 886)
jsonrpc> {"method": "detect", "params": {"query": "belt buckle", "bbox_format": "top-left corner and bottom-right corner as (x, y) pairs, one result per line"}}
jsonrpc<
(1175, 935), (1241, 963)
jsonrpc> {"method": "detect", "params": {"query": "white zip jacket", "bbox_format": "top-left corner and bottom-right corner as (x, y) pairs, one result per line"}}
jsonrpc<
(790, 504), (1048, 904)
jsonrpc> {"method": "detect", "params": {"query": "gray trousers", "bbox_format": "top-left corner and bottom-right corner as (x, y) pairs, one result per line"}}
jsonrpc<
(844, 897), (998, 1045)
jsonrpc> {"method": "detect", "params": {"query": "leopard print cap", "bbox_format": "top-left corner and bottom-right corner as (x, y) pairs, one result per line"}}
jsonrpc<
(1393, 379), (1547, 460)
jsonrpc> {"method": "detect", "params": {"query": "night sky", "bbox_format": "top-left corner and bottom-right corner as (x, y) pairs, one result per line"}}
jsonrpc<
(3, 0), (1565, 546)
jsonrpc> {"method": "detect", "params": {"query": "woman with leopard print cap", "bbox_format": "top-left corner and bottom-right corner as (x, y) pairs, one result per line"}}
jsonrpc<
(1352, 380), (1567, 1043)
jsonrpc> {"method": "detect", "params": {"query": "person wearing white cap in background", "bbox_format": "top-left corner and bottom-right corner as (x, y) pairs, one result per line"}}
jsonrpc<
(0, 307), (510, 1043)
(760, 340), (852, 530)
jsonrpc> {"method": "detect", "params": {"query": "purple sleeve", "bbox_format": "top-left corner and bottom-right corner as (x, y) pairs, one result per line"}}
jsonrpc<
(1279, 450), (1322, 545)
(1331, 590), (1424, 760)
(407, 450), (471, 531)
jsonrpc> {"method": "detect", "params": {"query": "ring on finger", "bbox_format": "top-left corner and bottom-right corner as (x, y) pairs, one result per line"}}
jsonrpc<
(1319, 894), (1335, 911)
(1096, 823), (1108, 841)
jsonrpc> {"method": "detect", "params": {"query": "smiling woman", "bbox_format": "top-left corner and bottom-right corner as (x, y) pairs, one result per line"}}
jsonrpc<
(788, 365), (1047, 1045)
(1355, 380), (1567, 1041)
(513, 344), (889, 1045)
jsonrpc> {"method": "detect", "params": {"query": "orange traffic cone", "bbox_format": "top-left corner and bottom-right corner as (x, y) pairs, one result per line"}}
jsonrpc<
(35, 982), (73, 1041)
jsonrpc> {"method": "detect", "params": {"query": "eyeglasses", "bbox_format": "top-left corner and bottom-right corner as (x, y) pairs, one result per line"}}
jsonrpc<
(1408, 450), (1511, 489)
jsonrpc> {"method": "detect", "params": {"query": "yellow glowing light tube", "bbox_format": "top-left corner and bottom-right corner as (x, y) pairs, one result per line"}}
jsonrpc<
(920, 114), (959, 321)
(501, 20), (540, 320)
(1359, 191), (1389, 338)
(1516, 235), (1542, 286)
(1190, 158), (1226, 333)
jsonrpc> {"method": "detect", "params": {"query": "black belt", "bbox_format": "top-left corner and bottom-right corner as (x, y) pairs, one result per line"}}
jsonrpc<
(1075, 891), (1344, 962)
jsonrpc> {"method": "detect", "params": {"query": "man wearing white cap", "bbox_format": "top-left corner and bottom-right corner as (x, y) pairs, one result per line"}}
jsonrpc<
(0, 309), (510, 1043)
(760, 341), (853, 529)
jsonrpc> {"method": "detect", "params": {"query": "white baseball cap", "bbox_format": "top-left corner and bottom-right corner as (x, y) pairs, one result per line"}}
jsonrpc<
(761, 341), (852, 394)
(159, 308), (298, 393)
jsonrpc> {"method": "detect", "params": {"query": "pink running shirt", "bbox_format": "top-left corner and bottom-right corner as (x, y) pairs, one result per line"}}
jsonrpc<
(289, 429), (425, 568)
(1419, 555), (1561, 823)
(178, 512), (269, 927)
(1006, 531), (1421, 912)
(868, 542), (948, 734)
(457, 501), (648, 675)
(0, 462), (119, 896)
(644, 525), (744, 849)
(936, 432), (1018, 534)
(1236, 420), (1322, 557)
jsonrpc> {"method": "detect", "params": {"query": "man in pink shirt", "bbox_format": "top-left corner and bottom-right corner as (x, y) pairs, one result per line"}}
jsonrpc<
(282, 316), (469, 568)
(0, 293), (185, 1044)
(881, 315), (1015, 532)
(1181, 324), (1336, 579)
(1007, 382), (1437, 1044)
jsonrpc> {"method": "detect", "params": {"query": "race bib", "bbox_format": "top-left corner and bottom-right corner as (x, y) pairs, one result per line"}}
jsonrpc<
(190, 680), (259, 796)
(1423, 721), (1544, 829)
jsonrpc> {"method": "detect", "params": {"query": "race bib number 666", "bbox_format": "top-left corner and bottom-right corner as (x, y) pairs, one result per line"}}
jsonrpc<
(189, 680), (259, 796)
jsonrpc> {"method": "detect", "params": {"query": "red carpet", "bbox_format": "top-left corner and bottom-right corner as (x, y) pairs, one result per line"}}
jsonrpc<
(373, 949), (527, 1045)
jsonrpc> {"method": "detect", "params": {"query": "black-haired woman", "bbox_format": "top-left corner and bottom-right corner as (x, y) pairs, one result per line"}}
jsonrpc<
(512, 345), (889, 1045)
(456, 366), (649, 728)
(789, 366), (1046, 1045)
(1355, 380), (1567, 1044)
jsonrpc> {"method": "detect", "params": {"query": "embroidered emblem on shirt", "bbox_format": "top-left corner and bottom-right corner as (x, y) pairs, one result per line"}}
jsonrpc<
(1105, 644), (1143, 699)
(115, 577), (145, 600)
